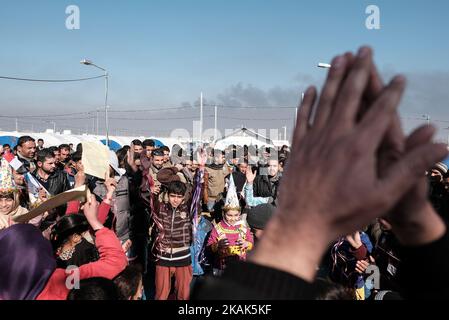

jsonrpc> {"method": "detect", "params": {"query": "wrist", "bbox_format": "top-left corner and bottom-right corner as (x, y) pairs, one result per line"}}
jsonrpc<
(104, 192), (114, 201)
(249, 216), (329, 282)
(88, 220), (104, 231)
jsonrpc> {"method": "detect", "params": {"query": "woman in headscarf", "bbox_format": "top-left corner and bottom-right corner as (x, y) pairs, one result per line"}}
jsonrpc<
(0, 195), (127, 300)
(0, 159), (29, 230)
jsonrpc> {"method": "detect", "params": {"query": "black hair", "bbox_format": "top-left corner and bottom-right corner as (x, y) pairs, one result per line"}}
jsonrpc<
(76, 143), (83, 152)
(213, 149), (225, 157)
(67, 277), (120, 300)
(167, 181), (186, 196)
(59, 144), (70, 151)
(47, 146), (59, 156)
(116, 148), (128, 168)
(2, 144), (10, 148)
(51, 214), (89, 249)
(314, 278), (355, 300)
(131, 139), (142, 146)
(113, 265), (143, 300)
(17, 136), (35, 147)
(71, 151), (82, 163)
(37, 138), (44, 143)
(161, 145), (170, 152)
(36, 148), (55, 164)
(152, 148), (164, 157)
(142, 139), (155, 148)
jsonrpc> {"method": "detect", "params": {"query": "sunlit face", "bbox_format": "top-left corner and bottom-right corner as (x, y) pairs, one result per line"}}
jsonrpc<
(192, 160), (199, 170)
(145, 146), (154, 158)
(53, 150), (61, 163)
(75, 160), (83, 172)
(163, 151), (170, 163)
(238, 163), (248, 174)
(153, 155), (164, 169)
(18, 141), (36, 159)
(224, 209), (241, 226)
(13, 170), (25, 186)
(0, 196), (15, 214)
(267, 160), (280, 177)
(214, 154), (224, 165)
(133, 145), (143, 154)
(38, 157), (56, 174)
(3, 146), (11, 153)
(168, 193), (185, 208)
(60, 148), (70, 162)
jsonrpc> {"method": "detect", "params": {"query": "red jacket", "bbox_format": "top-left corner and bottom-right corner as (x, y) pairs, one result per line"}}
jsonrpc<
(66, 200), (111, 225)
(36, 228), (127, 300)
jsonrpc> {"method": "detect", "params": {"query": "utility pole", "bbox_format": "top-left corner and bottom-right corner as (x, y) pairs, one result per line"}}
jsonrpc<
(200, 92), (203, 143)
(214, 105), (218, 141)
(96, 109), (99, 136)
(15, 118), (18, 132)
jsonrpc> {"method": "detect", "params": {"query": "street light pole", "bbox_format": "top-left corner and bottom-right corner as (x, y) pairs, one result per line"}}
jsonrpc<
(214, 105), (218, 141)
(81, 59), (109, 146)
(200, 92), (203, 143)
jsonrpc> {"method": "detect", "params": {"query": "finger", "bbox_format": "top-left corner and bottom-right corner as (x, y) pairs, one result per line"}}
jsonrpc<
(366, 57), (384, 102)
(379, 141), (449, 207)
(405, 125), (436, 151)
(292, 86), (317, 149)
(312, 55), (349, 131)
(330, 46), (373, 134)
(356, 76), (406, 152)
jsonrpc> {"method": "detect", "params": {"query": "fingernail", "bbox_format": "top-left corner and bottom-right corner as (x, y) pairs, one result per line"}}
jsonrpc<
(392, 75), (406, 85)
(358, 47), (369, 58)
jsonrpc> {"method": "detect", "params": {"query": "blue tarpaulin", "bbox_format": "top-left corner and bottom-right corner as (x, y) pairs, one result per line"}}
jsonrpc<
(0, 136), (19, 147)
(100, 139), (122, 151)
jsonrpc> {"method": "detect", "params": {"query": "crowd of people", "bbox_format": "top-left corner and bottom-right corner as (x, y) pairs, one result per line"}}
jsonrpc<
(1, 46), (448, 300)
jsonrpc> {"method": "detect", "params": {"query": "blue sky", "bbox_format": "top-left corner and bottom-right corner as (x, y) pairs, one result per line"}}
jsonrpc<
(1, 0), (448, 139)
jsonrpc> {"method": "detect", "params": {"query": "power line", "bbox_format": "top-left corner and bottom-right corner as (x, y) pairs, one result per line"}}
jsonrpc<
(0, 75), (105, 82)
(203, 103), (295, 109)
(109, 115), (214, 121)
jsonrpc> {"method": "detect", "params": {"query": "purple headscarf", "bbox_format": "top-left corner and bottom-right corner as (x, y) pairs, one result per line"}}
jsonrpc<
(0, 224), (56, 300)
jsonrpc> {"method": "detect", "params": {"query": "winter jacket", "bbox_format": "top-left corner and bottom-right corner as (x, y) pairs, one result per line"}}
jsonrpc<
(252, 172), (282, 202)
(93, 175), (131, 242)
(36, 228), (127, 300)
(204, 164), (229, 203)
(153, 200), (192, 267)
(32, 170), (71, 196)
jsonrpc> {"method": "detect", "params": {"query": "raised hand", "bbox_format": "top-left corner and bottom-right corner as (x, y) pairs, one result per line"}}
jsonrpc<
(249, 47), (448, 282)
(245, 166), (256, 184)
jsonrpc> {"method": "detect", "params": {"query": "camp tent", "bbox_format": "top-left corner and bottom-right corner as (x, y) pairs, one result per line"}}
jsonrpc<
(213, 128), (275, 150)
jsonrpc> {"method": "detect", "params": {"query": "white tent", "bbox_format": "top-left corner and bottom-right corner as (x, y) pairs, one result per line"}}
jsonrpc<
(213, 128), (275, 150)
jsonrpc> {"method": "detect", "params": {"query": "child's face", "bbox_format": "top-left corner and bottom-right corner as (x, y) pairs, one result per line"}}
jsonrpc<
(224, 210), (241, 226)
(0, 196), (14, 213)
(168, 193), (185, 208)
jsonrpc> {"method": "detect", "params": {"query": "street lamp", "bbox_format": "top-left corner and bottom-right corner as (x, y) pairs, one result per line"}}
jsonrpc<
(318, 62), (332, 69)
(81, 59), (109, 146)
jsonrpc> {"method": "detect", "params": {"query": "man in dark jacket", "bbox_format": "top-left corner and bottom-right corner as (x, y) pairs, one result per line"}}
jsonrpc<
(253, 156), (282, 204)
(33, 148), (71, 196)
(16, 136), (37, 173)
